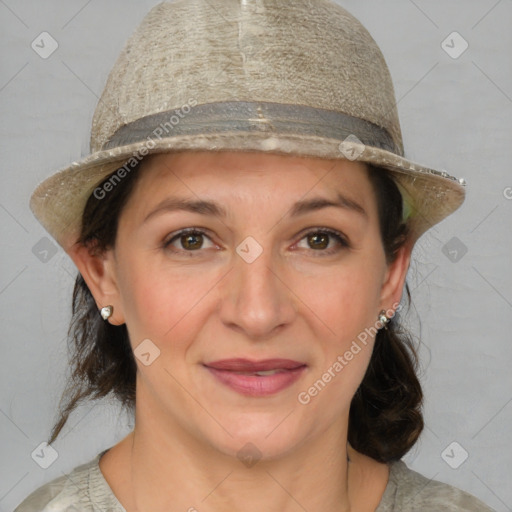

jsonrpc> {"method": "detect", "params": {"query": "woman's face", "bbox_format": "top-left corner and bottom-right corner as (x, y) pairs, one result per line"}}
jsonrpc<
(87, 151), (409, 458)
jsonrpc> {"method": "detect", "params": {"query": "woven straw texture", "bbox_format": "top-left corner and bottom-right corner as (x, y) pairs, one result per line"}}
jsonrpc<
(29, 0), (465, 250)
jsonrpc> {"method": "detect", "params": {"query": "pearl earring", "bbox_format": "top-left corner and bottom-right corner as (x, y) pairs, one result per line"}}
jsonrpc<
(378, 310), (390, 329)
(100, 305), (114, 320)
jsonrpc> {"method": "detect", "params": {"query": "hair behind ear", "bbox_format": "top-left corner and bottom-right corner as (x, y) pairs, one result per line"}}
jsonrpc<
(48, 273), (136, 445)
(348, 285), (423, 462)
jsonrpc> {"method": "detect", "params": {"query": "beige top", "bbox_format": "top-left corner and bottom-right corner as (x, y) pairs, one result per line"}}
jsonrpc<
(14, 450), (495, 511)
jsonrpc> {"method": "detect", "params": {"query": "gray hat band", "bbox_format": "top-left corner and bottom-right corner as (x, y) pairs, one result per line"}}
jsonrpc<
(102, 101), (401, 155)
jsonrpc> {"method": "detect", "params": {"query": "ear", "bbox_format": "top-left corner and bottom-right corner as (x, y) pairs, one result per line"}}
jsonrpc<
(67, 243), (125, 325)
(379, 243), (412, 314)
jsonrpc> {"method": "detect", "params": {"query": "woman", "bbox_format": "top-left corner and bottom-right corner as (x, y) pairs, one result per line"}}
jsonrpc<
(14, 0), (495, 510)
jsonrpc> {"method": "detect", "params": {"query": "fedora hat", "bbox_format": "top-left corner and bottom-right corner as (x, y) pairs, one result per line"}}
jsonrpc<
(30, 0), (466, 252)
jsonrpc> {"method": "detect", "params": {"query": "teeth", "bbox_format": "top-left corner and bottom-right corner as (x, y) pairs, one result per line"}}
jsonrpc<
(230, 369), (284, 376)
(254, 369), (283, 376)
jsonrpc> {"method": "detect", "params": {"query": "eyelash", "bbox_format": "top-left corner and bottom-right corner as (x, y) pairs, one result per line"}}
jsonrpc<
(162, 227), (350, 256)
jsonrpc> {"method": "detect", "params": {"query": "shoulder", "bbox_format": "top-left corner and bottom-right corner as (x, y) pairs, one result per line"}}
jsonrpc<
(377, 460), (496, 512)
(13, 451), (124, 512)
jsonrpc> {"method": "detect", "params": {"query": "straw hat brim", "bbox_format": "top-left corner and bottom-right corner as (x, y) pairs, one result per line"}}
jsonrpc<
(30, 130), (465, 253)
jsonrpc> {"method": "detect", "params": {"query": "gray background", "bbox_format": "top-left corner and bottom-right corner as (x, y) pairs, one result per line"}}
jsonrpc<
(1, 0), (511, 510)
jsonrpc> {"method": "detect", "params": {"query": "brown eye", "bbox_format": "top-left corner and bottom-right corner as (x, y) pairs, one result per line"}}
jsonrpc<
(164, 229), (214, 252)
(307, 232), (329, 250)
(296, 228), (349, 255)
(180, 232), (204, 250)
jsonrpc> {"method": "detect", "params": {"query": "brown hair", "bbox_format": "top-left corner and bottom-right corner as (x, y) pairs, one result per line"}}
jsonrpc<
(47, 155), (423, 462)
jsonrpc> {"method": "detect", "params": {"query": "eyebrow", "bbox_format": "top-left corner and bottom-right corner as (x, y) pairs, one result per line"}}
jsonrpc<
(143, 192), (367, 223)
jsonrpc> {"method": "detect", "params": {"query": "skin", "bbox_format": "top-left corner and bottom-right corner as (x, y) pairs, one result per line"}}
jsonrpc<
(70, 151), (412, 512)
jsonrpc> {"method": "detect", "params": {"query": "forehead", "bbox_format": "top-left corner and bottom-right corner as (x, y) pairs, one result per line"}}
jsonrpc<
(115, 151), (382, 236)
(133, 151), (374, 200)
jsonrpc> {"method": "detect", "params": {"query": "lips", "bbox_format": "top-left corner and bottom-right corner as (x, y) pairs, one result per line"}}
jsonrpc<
(204, 358), (306, 373)
(203, 358), (307, 396)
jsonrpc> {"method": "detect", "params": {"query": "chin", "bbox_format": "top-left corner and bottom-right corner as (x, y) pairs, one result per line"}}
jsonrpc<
(203, 410), (307, 463)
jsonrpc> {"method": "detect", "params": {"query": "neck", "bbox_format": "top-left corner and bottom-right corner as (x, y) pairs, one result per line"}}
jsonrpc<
(126, 412), (355, 512)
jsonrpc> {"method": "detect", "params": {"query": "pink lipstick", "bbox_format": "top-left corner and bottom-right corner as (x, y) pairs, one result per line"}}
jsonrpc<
(204, 358), (307, 396)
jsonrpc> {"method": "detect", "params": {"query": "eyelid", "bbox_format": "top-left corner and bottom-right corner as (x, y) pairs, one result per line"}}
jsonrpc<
(163, 226), (350, 255)
(292, 227), (350, 254)
(295, 226), (349, 245)
(163, 227), (217, 249)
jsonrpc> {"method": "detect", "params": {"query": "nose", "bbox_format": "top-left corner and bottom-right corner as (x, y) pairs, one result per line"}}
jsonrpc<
(218, 241), (297, 340)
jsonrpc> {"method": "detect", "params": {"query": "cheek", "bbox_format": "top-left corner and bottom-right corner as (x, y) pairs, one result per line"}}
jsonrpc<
(296, 265), (381, 416)
(116, 258), (217, 345)
(300, 259), (385, 342)
(294, 253), (385, 401)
